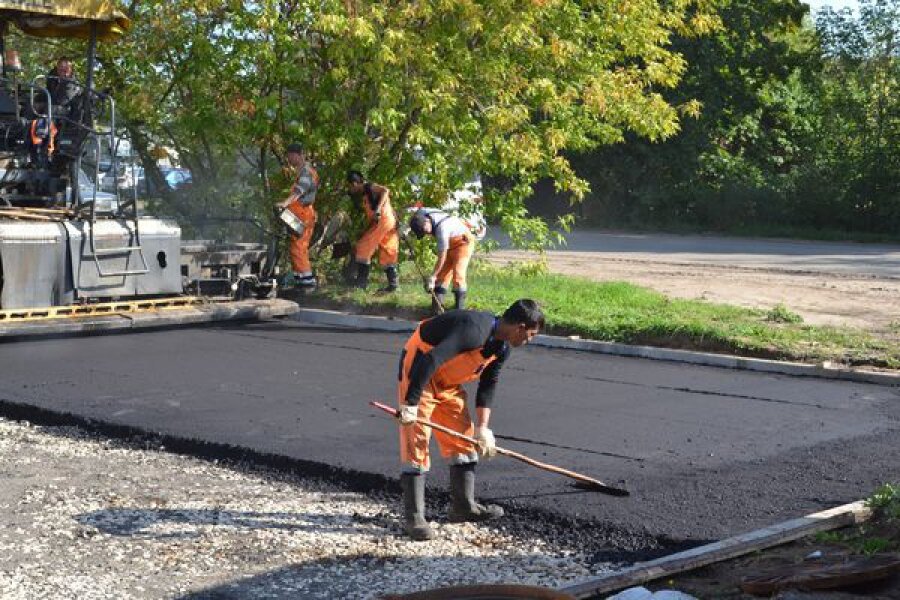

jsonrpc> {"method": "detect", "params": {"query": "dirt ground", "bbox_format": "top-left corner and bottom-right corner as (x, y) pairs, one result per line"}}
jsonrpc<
(662, 515), (900, 599)
(489, 250), (900, 332)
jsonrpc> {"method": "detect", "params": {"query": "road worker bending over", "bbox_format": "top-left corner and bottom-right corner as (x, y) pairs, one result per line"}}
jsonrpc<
(278, 143), (319, 288)
(409, 207), (476, 312)
(396, 299), (544, 540)
(346, 171), (400, 292)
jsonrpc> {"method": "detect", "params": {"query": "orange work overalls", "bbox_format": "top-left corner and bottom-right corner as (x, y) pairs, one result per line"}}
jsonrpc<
(355, 184), (399, 266)
(398, 323), (499, 472)
(436, 230), (475, 290)
(287, 165), (319, 273)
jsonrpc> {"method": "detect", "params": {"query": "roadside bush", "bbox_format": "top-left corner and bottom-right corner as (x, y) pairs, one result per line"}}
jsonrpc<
(765, 304), (804, 324)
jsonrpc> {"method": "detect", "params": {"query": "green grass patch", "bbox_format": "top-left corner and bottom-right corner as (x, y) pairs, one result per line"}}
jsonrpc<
(309, 261), (900, 368)
(815, 483), (900, 556)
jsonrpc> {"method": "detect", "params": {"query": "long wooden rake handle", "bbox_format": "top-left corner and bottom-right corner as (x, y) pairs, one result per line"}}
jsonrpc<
(369, 401), (628, 497)
(398, 231), (445, 313)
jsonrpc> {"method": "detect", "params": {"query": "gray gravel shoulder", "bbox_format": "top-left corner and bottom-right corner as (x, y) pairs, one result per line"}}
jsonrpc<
(0, 418), (608, 599)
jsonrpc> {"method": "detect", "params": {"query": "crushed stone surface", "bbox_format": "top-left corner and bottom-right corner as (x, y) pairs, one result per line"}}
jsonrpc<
(0, 417), (610, 599)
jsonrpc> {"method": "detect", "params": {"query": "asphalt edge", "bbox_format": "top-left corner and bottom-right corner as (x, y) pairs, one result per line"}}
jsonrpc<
(291, 308), (900, 386)
(0, 397), (686, 565)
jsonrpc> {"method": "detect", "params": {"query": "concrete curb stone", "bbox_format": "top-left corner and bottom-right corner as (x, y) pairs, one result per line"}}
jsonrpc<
(292, 308), (900, 387)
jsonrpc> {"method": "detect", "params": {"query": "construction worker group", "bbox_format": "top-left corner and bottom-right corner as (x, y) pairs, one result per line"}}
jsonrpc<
(279, 144), (545, 541)
(278, 143), (477, 310)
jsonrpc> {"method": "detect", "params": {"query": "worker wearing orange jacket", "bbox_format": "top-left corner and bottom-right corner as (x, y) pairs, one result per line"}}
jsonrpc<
(278, 144), (319, 288)
(409, 207), (476, 312)
(396, 299), (544, 540)
(347, 171), (400, 292)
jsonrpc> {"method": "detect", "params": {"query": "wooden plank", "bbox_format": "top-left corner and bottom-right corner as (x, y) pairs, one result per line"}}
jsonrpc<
(558, 500), (872, 599)
(17, 207), (72, 214)
(0, 209), (57, 221)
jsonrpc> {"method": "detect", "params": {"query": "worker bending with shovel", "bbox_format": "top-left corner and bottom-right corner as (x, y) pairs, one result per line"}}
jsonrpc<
(396, 299), (544, 540)
(347, 171), (400, 292)
(408, 207), (476, 312)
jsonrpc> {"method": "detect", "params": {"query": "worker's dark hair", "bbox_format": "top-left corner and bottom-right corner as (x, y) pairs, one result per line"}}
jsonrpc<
(346, 170), (365, 184)
(285, 143), (303, 155)
(408, 209), (430, 239)
(501, 299), (544, 330)
(56, 56), (72, 64)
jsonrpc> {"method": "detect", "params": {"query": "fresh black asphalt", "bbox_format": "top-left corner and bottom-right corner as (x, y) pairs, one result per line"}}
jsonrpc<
(1, 320), (898, 551)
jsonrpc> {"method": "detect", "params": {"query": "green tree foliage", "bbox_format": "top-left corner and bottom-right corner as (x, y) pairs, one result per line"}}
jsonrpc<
(97, 0), (722, 246)
(812, 0), (900, 231)
(574, 0), (813, 229)
(575, 0), (900, 238)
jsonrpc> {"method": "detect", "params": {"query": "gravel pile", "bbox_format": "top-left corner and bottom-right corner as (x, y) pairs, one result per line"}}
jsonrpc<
(0, 418), (611, 599)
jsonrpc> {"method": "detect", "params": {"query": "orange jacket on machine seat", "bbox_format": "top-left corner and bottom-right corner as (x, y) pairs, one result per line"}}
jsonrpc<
(397, 310), (510, 472)
(30, 118), (58, 156)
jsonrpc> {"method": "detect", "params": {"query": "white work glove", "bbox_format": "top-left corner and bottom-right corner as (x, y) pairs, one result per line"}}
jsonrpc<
(474, 425), (497, 459)
(424, 275), (436, 293)
(398, 405), (418, 425)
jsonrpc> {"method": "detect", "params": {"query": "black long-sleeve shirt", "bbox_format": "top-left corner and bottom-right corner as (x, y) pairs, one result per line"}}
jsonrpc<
(404, 310), (509, 408)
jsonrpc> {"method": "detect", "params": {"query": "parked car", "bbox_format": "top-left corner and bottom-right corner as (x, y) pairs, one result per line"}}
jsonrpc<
(145, 167), (192, 196)
(77, 169), (119, 213)
(162, 167), (192, 190)
(98, 163), (146, 193)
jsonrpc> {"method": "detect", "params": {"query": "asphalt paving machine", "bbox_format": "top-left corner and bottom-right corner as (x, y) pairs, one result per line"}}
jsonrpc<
(0, 2), (281, 327)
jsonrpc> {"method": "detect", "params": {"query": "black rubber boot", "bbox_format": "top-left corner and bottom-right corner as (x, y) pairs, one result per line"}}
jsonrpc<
(432, 286), (447, 314)
(355, 262), (371, 290)
(453, 289), (467, 310)
(377, 265), (399, 293)
(447, 463), (504, 523)
(400, 472), (435, 541)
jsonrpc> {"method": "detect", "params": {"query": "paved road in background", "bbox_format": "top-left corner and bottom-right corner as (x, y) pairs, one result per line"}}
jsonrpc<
(498, 231), (900, 277)
(3, 321), (898, 548)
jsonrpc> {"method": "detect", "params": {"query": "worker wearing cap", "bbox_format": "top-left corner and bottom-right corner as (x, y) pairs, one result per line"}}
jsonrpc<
(278, 144), (319, 288)
(396, 299), (544, 540)
(347, 171), (399, 292)
(409, 207), (476, 313)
